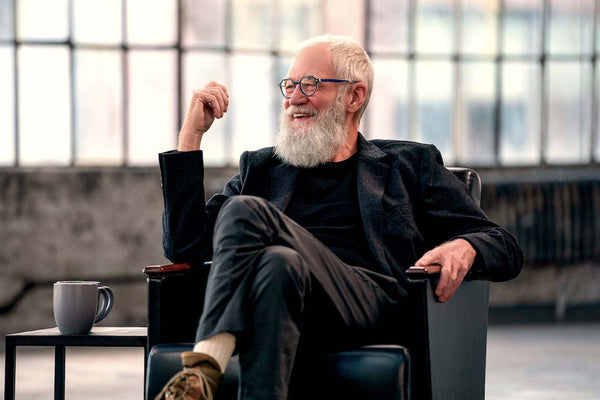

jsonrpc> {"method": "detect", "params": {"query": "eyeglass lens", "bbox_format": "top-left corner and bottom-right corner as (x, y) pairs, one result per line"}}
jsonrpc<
(280, 76), (318, 98)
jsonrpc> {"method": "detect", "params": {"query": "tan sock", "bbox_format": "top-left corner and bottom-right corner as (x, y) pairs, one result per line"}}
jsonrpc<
(192, 332), (236, 373)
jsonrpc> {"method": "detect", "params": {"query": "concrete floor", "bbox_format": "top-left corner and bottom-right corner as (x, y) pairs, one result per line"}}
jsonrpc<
(1, 322), (599, 399)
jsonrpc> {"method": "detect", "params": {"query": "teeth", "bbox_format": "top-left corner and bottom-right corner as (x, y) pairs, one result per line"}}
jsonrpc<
(293, 113), (308, 118)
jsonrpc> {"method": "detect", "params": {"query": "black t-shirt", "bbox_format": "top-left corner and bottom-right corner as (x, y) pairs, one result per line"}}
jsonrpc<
(285, 154), (377, 270)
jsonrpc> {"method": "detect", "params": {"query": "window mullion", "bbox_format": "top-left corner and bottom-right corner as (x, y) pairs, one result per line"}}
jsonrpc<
(452, 0), (462, 164)
(12, 0), (19, 167)
(591, 0), (599, 163)
(68, 0), (75, 166)
(539, 0), (550, 165)
(493, 0), (505, 166)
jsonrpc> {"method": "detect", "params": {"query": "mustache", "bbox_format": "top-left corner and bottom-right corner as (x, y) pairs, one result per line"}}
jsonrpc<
(283, 106), (318, 117)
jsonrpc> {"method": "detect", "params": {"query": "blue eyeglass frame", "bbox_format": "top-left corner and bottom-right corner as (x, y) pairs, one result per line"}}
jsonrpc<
(278, 75), (359, 98)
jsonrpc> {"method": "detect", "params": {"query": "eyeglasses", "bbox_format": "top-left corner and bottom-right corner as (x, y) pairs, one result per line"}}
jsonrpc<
(278, 75), (359, 99)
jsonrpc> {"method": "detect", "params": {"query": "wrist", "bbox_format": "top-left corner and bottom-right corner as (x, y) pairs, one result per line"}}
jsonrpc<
(177, 130), (203, 152)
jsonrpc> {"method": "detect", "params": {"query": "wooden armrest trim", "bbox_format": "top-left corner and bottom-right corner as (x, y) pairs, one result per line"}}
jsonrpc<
(143, 263), (193, 278)
(406, 264), (442, 276)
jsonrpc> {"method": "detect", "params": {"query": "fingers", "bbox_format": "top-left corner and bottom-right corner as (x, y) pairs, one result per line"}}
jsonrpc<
(193, 81), (229, 119)
(436, 264), (467, 303)
(415, 248), (457, 301)
(415, 239), (476, 303)
(180, 82), (229, 141)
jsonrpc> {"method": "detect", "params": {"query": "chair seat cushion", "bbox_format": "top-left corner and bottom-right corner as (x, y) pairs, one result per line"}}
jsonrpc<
(146, 344), (409, 400)
(326, 345), (410, 400)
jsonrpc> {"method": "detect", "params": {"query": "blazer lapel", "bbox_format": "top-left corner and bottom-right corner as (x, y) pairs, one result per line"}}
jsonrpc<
(356, 135), (393, 276)
(265, 161), (298, 211)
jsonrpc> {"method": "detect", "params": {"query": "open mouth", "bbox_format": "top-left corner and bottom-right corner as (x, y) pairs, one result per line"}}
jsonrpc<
(293, 113), (310, 119)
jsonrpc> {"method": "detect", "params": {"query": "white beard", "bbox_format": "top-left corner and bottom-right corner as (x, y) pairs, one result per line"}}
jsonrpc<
(274, 94), (348, 168)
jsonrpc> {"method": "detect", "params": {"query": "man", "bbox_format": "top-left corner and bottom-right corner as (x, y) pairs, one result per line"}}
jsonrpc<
(156, 35), (523, 400)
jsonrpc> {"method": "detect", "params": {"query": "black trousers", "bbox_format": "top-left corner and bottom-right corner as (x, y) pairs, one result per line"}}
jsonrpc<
(196, 196), (402, 400)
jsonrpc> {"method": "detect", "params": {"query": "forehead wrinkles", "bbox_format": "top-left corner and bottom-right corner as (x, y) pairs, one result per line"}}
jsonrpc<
(288, 44), (334, 78)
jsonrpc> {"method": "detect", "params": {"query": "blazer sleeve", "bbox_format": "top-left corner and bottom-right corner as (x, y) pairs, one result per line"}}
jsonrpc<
(418, 145), (523, 282)
(159, 150), (243, 263)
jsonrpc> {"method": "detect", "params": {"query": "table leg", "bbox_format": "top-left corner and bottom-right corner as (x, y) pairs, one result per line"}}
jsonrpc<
(54, 345), (66, 400)
(4, 340), (16, 400)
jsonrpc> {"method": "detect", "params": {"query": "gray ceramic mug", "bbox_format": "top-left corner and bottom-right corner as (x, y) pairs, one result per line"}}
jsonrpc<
(53, 281), (114, 335)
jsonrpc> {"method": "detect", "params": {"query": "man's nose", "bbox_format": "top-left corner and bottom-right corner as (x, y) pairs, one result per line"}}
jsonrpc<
(289, 84), (308, 105)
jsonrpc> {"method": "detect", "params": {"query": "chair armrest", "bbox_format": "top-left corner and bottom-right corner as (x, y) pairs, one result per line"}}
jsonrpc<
(406, 264), (442, 277)
(404, 264), (489, 400)
(143, 261), (213, 278)
(144, 262), (212, 350)
(143, 263), (194, 278)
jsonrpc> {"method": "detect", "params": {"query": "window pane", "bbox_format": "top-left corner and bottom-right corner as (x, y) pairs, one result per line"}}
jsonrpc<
(367, 58), (409, 140)
(17, 0), (68, 41)
(0, 45), (15, 165)
(128, 50), (177, 165)
(231, 0), (273, 50)
(458, 62), (495, 164)
(19, 46), (71, 165)
(73, 0), (122, 45)
(230, 54), (274, 164)
(597, 2), (600, 54)
(276, 56), (293, 80)
(323, 0), (364, 41)
(275, 55), (293, 133)
(278, 0), (322, 52)
(415, 60), (454, 159)
(461, 0), (498, 55)
(126, 0), (177, 46)
(369, 0), (409, 53)
(74, 49), (123, 165)
(0, 0), (14, 40)
(547, 0), (594, 55)
(416, 0), (455, 54)
(546, 62), (592, 163)
(181, 0), (226, 48)
(503, 0), (543, 55)
(182, 52), (228, 166)
(500, 62), (541, 165)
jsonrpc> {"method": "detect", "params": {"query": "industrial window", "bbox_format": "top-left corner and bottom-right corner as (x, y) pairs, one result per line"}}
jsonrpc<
(0, 0), (598, 167)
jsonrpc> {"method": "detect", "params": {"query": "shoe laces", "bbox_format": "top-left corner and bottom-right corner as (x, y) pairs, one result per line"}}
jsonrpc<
(155, 367), (211, 400)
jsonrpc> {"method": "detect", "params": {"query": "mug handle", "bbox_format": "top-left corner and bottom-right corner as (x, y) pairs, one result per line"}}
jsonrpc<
(95, 286), (114, 323)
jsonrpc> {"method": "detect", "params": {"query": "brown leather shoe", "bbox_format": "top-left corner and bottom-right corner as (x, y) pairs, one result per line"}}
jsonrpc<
(155, 352), (222, 400)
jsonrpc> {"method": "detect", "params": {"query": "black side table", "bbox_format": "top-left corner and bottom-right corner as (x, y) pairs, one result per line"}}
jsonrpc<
(4, 326), (147, 400)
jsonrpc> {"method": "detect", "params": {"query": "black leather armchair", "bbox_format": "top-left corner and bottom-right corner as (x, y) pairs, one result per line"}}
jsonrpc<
(143, 167), (489, 400)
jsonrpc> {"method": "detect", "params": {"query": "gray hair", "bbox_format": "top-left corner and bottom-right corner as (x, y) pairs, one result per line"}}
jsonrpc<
(294, 35), (374, 120)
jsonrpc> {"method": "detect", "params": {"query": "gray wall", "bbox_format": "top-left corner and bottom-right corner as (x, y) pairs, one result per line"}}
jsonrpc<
(0, 166), (239, 339)
(1, 167), (599, 340)
(1, 167), (165, 338)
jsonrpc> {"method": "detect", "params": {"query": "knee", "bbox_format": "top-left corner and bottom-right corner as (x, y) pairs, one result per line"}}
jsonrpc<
(220, 195), (267, 218)
(214, 196), (268, 235)
(255, 246), (310, 293)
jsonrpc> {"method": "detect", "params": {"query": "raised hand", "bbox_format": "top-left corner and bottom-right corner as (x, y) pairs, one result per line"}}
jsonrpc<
(178, 81), (229, 151)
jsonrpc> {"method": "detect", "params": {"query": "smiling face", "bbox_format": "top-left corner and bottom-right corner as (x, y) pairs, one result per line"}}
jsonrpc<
(282, 44), (345, 129)
(274, 44), (352, 167)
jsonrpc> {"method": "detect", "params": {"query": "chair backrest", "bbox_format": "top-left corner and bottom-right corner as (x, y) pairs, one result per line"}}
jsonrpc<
(447, 167), (482, 207)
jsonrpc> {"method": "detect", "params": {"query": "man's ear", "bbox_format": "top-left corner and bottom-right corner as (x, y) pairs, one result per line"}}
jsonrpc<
(346, 83), (367, 115)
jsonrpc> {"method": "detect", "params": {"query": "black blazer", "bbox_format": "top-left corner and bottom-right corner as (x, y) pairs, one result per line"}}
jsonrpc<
(160, 134), (523, 291)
